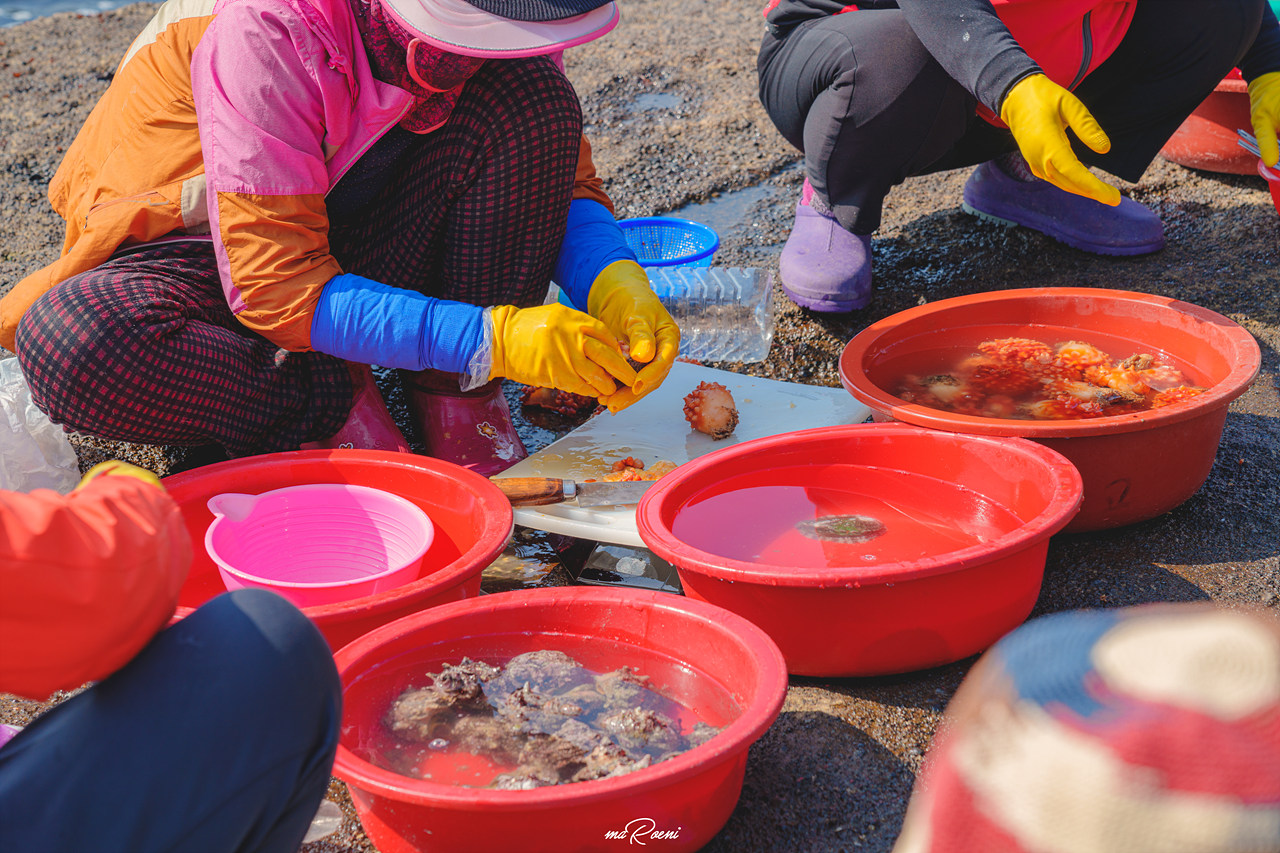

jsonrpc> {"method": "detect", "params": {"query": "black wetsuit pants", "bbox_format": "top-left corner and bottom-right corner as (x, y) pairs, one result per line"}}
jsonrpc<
(758, 0), (1269, 234)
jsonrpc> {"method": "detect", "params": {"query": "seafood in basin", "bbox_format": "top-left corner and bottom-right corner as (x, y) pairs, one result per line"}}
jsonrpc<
(381, 650), (723, 789)
(683, 381), (739, 439)
(894, 337), (1206, 420)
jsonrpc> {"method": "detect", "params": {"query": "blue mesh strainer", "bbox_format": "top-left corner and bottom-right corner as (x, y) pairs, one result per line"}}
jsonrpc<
(619, 217), (720, 268)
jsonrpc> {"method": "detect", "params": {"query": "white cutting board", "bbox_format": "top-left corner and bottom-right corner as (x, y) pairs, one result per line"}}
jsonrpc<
(499, 362), (871, 547)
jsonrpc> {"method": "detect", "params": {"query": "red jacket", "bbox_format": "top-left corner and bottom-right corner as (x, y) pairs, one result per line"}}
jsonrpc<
(988, 0), (1134, 88)
(764, 0), (1137, 118)
(0, 477), (192, 700)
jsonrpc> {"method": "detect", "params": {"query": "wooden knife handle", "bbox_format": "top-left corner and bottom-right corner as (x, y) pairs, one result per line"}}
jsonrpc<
(491, 477), (568, 506)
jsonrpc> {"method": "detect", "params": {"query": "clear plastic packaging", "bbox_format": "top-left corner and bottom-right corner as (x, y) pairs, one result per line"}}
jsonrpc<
(1, 356), (80, 493)
(645, 266), (775, 363)
(574, 543), (683, 595)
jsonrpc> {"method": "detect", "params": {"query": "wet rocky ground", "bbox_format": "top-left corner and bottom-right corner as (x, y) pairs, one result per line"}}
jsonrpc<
(2, 1), (1278, 850)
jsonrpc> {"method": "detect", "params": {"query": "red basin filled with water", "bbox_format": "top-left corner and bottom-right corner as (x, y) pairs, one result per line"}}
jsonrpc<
(636, 424), (1083, 676)
(331, 587), (787, 853)
(839, 288), (1261, 532)
(163, 449), (513, 650)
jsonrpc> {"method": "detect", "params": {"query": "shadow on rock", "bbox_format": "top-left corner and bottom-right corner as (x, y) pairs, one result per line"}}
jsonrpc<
(802, 658), (973, 717)
(1035, 532), (1217, 616)
(704, 710), (912, 853)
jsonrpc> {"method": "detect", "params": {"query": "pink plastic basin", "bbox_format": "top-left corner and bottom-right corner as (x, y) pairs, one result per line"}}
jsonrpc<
(839, 288), (1261, 532)
(636, 424), (1083, 677)
(205, 484), (435, 608)
(165, 450), (513, 650)
(332, 586), (788, 853)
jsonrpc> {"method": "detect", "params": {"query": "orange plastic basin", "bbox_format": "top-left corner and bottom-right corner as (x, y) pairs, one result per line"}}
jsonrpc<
(839, 288), (1261, 532)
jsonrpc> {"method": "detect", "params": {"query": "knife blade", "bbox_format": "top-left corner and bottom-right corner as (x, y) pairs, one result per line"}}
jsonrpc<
(491, 477), (655, 507)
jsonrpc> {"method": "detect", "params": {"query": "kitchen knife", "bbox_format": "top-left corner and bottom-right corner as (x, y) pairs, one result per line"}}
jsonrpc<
(492, 477), (655, 507)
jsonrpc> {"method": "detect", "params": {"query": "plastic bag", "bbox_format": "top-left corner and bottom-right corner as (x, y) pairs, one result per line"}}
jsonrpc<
(0, 356), (80, 493)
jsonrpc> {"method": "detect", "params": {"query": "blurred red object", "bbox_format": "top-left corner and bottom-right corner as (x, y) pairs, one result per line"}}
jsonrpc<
(1160, 70), (1258, 174)
(1261, 158), (1280, 217)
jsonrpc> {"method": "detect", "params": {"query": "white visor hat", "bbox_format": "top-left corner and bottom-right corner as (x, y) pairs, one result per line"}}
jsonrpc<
(379, 0), (620, 58)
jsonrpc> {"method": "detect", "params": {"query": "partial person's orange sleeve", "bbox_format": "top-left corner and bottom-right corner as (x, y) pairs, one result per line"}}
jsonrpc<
(0, 476), (193, 700)
(572, 134), (614, 212)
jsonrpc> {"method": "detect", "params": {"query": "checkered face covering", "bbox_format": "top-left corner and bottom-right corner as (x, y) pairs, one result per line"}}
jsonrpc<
(354, 0), (486, 132)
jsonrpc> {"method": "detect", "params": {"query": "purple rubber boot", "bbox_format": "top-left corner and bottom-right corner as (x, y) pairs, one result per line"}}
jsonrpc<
(401, 370), (528, 477)
(301, 362), (411, 453)
(778, 179), (873, 312)
(962, 155), (1165, 255)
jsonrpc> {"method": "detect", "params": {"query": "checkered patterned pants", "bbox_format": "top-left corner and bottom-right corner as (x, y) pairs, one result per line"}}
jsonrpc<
(15, 57), (580, 457)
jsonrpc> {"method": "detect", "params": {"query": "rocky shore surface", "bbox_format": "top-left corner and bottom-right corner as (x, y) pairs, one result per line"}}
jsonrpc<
(2, 2), (1277, 850)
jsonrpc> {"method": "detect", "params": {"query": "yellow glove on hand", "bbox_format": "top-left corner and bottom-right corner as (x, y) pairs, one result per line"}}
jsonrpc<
(488, 303), (637, 401)
(1248, 70), (1280, 167)
(587, 260), (681, 412)
(1000, 73), (1121, 206)
(77, 460), (165, 491)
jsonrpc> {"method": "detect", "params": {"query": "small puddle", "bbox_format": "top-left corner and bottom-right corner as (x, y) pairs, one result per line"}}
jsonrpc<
(630, 92), (683, 111)
(669, 162), (801, 239)
(671, 184), (777, 239)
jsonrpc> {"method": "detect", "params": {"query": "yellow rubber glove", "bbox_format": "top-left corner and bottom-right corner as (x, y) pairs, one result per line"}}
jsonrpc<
(1000, 73), (1122, 207)
(76, 460), (165, 491)
(488, 303), (637, 401)
(1248, 71), (1280, 167)
(587, 259), (681, 412)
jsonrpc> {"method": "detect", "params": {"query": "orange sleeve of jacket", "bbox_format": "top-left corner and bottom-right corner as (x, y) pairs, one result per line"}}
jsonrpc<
(572, 134), (613, 211)
(0, 477), (193, 700)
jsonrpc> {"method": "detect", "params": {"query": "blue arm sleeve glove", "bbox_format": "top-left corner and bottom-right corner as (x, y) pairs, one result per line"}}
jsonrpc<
(310, 274), (486, 375)
(553, 198), (639, 310)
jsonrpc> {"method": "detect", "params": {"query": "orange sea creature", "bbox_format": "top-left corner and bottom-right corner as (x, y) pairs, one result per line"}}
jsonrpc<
(602, 458), (678, 482)
(1151, 386), (1206, 408)
(978, 337), (1055, 365)
(893, 336), (1202, 421)
(520, 386), (599, 418)
(1054, 340), (1113, 374)
(1019, 397), (1108, 419)
(683, 381), (739, 439)
(1086, 356), (1192, 401)
(958, 355), (1041, 396)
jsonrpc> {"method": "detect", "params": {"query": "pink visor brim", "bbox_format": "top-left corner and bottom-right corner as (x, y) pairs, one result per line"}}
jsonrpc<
(381, 0), (619, 58)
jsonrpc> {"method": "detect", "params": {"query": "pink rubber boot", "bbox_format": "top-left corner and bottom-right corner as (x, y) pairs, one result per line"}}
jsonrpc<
(301, 362), (411, 453)
(0, 724), (22, 750)
(401, 370), (528, 476)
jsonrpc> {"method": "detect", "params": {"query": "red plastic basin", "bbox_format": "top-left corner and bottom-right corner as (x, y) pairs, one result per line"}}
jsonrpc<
(164, 450), (513, 650)
(1160, 71), (1258, 175)
(331, 587), (787, 853)
(636, 424), (1083, 677)
(839, 288), (1261, 533)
